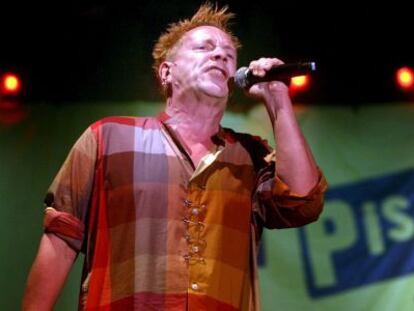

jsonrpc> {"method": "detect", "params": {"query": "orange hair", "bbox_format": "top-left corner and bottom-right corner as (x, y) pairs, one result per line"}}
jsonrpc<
(152, 3), (241, 84)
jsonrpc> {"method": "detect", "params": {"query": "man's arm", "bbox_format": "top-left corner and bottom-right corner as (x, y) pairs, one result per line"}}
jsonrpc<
(247, 57), (319, 195)
(270, 90), (319, 194)
(246, 57), (327, 229)
(22, 233), (77, 311)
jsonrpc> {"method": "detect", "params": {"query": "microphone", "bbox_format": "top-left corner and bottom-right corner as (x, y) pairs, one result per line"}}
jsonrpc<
(233, 61), (316, 88)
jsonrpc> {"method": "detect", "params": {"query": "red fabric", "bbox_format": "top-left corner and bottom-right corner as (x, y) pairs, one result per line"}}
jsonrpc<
(43, 208), (84, 240)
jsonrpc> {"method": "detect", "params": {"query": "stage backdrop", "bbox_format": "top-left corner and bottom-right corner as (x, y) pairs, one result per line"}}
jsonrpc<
(1, 101), (414, 310)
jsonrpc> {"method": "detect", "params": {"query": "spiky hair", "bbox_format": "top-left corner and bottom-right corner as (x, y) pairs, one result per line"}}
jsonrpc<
(152, 3), (241, 82)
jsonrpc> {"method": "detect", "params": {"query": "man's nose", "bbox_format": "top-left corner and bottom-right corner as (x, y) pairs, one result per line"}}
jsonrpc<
(211, 47), (227, 62)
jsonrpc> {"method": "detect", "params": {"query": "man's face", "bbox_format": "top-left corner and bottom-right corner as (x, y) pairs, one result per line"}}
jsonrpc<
(168, 25), (237, 99)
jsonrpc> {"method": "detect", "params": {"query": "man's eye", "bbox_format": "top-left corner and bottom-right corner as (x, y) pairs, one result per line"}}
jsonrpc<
(196, 43), (214, 51)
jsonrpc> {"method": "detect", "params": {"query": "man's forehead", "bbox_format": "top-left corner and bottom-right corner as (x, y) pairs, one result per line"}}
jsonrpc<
(183, 26), (234, 46)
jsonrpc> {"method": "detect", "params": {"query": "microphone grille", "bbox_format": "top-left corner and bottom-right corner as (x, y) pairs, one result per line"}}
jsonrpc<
(234, 66), (249, 88)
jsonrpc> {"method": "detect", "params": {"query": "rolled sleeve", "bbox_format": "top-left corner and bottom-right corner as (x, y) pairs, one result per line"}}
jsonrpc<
(254, 167), (328, 229)
(44, 207), (85, 252)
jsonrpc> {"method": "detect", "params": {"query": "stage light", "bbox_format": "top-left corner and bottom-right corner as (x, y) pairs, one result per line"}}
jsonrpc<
(1, 73), (21, 95)
(289, 75), (310, 94)
(396, 67), (414, 90)
(291, 75), (308, 89)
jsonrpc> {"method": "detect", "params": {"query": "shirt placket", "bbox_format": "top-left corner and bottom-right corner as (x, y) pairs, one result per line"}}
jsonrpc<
(159, 117), (225, 300)
(182, 187), (208, 293)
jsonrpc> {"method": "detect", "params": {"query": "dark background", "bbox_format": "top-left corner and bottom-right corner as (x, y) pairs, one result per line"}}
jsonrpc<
(1, 0), (413, 105)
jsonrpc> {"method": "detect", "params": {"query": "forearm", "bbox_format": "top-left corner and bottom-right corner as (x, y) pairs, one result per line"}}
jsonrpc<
(22, 233), (77, 311)
(268, 92), (319, 195)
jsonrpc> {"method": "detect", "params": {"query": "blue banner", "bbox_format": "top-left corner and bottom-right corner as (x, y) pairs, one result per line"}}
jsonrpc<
(299, 169), (414, 297)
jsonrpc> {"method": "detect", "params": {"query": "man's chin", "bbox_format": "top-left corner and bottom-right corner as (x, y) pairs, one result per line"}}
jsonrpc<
(199, 82), (229, 99)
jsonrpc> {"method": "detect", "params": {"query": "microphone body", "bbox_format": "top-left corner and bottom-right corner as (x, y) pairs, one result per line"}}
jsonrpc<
(234, 61), (316, 88)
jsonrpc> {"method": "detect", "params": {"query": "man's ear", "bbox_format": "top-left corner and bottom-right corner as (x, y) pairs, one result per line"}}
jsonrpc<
(159, 61), (173, 85)
(158, 61), (173, 97)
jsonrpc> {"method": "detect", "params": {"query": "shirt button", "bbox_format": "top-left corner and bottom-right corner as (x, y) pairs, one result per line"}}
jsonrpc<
(192, 245), (199, 253)
(191, 282), (199, 291)
(191, 208), (199, 215)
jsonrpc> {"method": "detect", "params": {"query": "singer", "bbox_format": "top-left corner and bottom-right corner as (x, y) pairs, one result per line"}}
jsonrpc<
(22, 3), (327, 310)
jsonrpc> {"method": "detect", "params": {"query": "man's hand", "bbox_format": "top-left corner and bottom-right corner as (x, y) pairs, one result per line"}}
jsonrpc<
(245, 57), (291, 112)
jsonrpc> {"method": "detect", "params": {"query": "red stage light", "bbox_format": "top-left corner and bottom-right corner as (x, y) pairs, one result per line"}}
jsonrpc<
(291, 75), (308, 87)
(396, 67), (414, 90)
(1, 73), (21, 95)
(290, 75), (310, 94)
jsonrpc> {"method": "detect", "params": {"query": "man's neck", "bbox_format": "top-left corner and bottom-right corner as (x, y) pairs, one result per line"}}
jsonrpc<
(164, 94), (226, 146)
(163, 93), (226, 168)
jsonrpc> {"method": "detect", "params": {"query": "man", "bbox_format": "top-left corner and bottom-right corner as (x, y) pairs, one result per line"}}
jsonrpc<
(23, 4), (327, 310)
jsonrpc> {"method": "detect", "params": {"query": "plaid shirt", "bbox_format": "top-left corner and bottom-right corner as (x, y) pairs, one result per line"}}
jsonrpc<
(43, 113), (327, 310)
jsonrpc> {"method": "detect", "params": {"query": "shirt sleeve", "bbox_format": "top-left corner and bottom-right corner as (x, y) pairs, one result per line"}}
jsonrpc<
(249, 138), (328, 230)
(43, 127), (97, 252)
